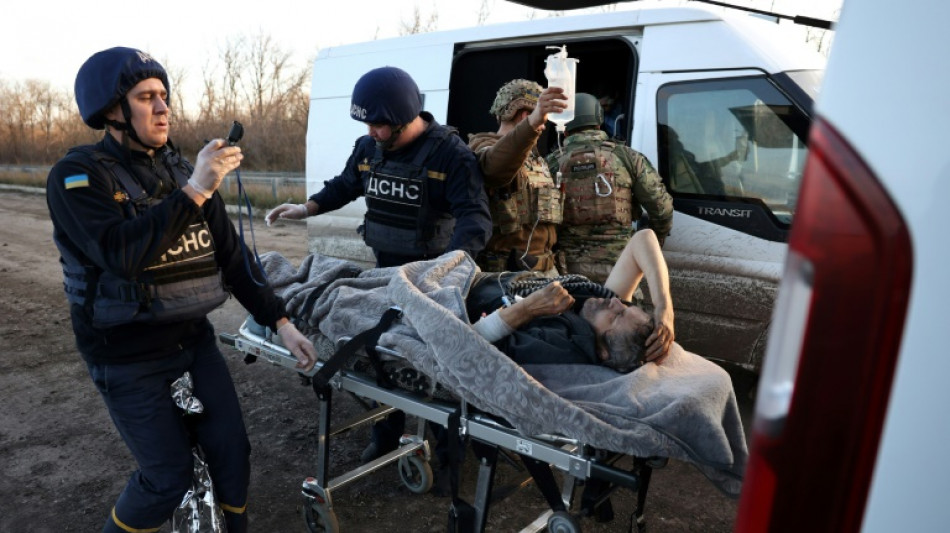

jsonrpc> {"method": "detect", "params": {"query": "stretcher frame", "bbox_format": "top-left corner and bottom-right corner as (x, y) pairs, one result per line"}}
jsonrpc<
(220, 318), (658, 533)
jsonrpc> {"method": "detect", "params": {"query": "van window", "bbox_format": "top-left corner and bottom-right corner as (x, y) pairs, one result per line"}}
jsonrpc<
(657, 77), (811, 227)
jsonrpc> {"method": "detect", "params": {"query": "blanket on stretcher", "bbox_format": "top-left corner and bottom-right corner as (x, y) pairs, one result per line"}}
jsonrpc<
(262, 250), (748, 497)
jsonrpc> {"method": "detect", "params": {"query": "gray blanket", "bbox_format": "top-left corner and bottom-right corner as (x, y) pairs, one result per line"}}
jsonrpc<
(262, 250), (747, 497)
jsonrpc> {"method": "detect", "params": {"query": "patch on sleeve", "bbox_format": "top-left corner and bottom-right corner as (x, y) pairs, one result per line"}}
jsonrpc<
(64, 174), (90, 190)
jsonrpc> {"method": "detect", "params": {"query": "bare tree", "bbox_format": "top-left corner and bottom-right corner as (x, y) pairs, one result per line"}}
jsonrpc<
(399, 5), (440, 35)
(477, 0), (490, 25)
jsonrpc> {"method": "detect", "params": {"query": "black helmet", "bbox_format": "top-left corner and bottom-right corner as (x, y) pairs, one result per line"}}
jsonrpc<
(75, 47), (169, 130)
(566, 93), (604, 133)
(350, 66), (423, 126)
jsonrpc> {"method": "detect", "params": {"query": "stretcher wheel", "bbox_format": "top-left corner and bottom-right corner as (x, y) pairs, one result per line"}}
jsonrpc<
(398, 454), (434, 494)
(302, 499), (340, 533)
(547, 510), (581, 533)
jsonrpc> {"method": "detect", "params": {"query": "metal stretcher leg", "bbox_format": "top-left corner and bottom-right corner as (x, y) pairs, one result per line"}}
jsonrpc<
(519, 455), (569, 513)
(470, 441), (501, 533)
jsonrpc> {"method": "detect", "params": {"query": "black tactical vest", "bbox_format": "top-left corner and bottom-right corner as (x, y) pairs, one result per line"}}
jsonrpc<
(360, 128), (456, 256)
(56, 146), (229, 329)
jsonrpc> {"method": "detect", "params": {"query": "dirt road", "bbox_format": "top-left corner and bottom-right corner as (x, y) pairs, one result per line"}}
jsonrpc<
(0, 189), (743, 532)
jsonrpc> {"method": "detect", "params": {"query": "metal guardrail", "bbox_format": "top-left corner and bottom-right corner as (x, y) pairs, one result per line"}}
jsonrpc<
(0, 165), (304, 201)
(0, 165), (304, 183)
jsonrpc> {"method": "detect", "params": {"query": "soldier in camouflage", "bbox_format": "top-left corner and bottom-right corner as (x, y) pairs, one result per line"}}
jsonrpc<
(468, 79), (568, 276)
(546, 93), (673, 283)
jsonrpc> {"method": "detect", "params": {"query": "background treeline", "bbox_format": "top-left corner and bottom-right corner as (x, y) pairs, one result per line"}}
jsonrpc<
(0, 34), (310, 171)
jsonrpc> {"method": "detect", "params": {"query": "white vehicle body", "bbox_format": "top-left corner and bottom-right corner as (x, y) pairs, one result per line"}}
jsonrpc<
(305, 2), (825, 376)
(737, 0), (950, 531)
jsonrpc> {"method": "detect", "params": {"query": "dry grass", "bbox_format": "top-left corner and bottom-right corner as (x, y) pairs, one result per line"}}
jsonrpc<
(0, 168), (306, 211)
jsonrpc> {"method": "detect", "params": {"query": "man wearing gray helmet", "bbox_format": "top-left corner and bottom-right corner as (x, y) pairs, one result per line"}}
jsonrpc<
(546, 93), (673, 284)
(46, 46), (317, 533)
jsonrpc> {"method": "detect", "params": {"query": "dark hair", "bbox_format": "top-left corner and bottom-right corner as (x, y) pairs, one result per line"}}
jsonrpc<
(603, 318), (654, 373)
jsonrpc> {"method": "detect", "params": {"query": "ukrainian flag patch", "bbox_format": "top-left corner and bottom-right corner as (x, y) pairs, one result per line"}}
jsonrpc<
(64, 174), (89, 190)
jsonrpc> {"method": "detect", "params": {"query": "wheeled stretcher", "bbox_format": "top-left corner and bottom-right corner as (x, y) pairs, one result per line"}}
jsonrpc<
(219, 250), (748, 532)
(221, 319), (656, 532)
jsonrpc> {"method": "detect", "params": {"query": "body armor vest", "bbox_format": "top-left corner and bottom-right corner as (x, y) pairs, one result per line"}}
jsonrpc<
(56, 146), (229, 329)
(554, 140), (633, 226)
(489, 153), (563, 235)
(361, 128), (455, 256)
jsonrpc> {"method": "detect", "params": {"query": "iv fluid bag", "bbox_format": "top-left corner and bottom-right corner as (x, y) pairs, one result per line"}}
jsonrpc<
(544, 45), (578, 130)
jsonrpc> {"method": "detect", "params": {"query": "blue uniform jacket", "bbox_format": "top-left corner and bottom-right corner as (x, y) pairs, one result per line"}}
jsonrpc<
(46, 135), (287, 364)
(311, 112), (491, 265)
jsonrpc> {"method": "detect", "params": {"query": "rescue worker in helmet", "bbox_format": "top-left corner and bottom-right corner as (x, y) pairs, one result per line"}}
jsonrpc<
(546, 93), (674, 283)
(468, 79), (568, 276)
(266, 66), (492, 268)
(45, 47), (318, 533)
(266, 66), (491, 466)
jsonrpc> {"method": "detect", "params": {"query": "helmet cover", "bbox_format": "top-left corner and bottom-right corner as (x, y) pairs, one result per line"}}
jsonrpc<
(75, 47), (169, 130)
(489, 79), (542, 122)
(350, 66), (423, 126)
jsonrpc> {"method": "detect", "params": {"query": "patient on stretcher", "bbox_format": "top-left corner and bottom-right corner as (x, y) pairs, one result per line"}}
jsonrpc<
(258, 227), (749, 496)
(469, 229), (674, 373)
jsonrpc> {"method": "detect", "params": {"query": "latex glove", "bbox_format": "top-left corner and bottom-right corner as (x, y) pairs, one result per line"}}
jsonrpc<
(265, 203), (308, 226)
(276, 321), (318, 372)
(644, 304), (675, 364)
(528, 87), (568, 129)
(189, 139), (243, 198)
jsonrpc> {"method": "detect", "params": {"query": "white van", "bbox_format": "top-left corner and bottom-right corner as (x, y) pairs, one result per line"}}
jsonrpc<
(737, 1), (950, 531)
(304, 1), (826, 385)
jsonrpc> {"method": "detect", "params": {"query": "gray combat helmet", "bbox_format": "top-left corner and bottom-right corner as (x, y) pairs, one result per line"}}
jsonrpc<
(566, 93), (604, 133)
(489, 79), (542, 122)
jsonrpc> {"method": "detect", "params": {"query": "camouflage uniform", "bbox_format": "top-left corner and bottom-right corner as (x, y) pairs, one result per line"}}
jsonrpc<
(469, 80), (563, 274)
(546, 129), (672, 283)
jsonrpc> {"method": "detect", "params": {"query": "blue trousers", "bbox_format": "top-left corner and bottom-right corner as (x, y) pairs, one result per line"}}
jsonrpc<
(88, 330), (250, 533)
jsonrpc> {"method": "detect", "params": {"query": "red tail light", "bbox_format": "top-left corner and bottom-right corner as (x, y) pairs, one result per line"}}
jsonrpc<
(735, 118), (912, 532)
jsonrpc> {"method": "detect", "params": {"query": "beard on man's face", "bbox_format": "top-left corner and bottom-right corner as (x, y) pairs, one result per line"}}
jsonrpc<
(580, 297), (609, 322)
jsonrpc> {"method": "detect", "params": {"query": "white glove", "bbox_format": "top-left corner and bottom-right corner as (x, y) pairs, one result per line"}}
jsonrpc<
(276, 321), (317, 372)
(265, 203), (308, 226)
(188, 139), (243, 199)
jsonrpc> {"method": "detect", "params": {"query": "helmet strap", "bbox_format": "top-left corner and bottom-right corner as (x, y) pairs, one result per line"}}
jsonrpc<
(112, 98), (163, 152)
(376, 122), (408, 151)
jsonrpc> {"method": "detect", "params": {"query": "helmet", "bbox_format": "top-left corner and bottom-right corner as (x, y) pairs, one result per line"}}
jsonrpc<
(350, 67), (423, 125)
(565, 93), (604, 133)
(75, 47), (169, 130)
(489, 79), (542, 122)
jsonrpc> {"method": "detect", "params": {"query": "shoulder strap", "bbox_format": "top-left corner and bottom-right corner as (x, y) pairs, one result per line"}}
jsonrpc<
(310, 307), (402, 397)
(68, 145), (150, 206)
(410, 125), (454, 168)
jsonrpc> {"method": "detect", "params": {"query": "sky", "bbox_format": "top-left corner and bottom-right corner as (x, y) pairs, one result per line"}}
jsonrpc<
(2, 0), (841, 101)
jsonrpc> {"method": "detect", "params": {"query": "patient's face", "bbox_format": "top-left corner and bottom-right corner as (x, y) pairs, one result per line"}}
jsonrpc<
(581, 297), (651, 339)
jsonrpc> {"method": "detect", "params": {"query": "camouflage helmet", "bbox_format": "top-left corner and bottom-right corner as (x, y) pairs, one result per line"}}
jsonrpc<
(489, 79), (542, 122)
(566, 93), (604, 133)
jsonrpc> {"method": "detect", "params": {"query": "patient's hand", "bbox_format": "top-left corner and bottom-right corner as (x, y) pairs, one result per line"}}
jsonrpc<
(645, 304), (675, 364)
(498, 281), (575, 331)
(521, 281), (575, 319)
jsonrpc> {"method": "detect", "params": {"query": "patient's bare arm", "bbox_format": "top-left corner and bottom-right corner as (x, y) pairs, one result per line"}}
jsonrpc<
(604, 229), (675, 360)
